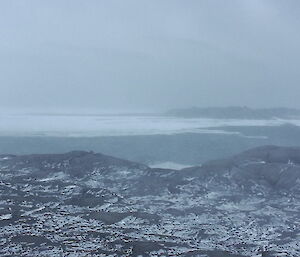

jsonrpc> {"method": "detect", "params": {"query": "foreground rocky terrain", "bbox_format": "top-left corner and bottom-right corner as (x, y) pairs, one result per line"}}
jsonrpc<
(0, 146), (299, 256)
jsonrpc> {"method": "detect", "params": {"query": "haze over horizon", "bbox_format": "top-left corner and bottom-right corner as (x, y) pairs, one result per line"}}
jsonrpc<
(1, 0), (300, 112)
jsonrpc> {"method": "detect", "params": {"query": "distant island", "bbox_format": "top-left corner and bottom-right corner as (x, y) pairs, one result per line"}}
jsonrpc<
(166, 106), (300, 119)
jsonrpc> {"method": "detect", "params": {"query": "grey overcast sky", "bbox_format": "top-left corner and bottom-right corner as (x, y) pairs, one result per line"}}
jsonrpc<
(0, 0), (300, 112)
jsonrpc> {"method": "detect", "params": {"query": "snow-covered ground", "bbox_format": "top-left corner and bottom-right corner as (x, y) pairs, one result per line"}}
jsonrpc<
(0, 113), (300, 137)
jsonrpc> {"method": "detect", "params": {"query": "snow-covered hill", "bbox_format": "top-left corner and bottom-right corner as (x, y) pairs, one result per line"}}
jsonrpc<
(0, 146), (299, 256)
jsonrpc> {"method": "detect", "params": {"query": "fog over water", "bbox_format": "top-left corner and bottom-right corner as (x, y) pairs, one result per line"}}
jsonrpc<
(1, 113), (300, 137)
(1, 0), (300, 111)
